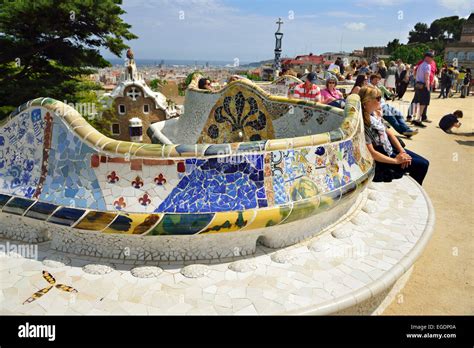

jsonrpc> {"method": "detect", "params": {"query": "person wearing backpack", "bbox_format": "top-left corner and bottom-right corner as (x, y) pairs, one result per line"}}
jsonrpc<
(461, 68), (471, 98)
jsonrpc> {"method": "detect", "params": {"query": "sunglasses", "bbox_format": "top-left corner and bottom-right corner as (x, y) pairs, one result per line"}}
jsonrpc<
(328, 82), (336, 84)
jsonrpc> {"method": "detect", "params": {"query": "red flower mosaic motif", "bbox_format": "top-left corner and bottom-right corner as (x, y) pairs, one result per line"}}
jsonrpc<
(132, 176), (144, 189)
(177, 162), (185, 173)
(107, 171), (120, 184)
(154, 173), (167, 185)
(138, 193), (151, 206)
(113, 197), (126, 210)
(91, 155), (100, 168)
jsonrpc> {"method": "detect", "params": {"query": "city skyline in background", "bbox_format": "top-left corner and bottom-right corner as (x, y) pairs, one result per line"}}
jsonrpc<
(101, 0), (473, 63)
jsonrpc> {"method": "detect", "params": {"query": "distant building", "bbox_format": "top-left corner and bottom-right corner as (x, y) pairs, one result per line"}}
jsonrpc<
(321, 51), (353, 62)
(363, 46), (388, 59)
(281, 53), (324, 74)
(444, 13), (474, 69)
(101, 54), (183, 143)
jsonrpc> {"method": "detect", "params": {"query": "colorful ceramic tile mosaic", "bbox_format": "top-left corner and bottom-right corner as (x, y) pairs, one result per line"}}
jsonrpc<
(157, 155), (266, 213)
(198, 85), (275, 143)
(38, 118), (106, 210)
(0, 109), (44, 198)
(0, 82), (374, 242)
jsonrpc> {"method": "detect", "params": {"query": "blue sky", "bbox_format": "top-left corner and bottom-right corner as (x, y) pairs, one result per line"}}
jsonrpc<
(103, 0), (473, 62)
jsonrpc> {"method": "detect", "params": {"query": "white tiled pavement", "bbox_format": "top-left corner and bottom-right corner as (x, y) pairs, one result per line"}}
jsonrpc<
(0, 175), (434, 315)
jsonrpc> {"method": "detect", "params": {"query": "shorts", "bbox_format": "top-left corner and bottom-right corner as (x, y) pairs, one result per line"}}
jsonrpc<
(413, 84), (430, 105)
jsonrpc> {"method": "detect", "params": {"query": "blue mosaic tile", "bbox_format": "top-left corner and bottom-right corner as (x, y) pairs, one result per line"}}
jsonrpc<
(204, 144), (231, 156)
(25, 201), (58, 220)
(48, 207), (86, 226)
(235, 140), (266, 153)
(2, 197), (35, 216)
(339, 140), (356, 166)
(0, 194), (12, 209)
(39, 120), (106, 210)
(157, 155), (265, 213)
(0, 109), (44, 199)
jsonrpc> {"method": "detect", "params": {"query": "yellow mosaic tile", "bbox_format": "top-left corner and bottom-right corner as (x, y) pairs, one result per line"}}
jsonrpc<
(281, 196), (321, 225)
(241, 205), (292, 231)
(74, 211), (118, 231)
(199, 210), (256, 234)
(311, 133), (330, 146)
(265, 138), (290, 151)
(103, 213), (162, 235)
(133, 144), (163, 158)
(292, 135), (313, 149)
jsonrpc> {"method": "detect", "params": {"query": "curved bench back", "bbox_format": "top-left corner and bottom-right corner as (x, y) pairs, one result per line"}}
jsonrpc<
(173, 74), (345, 145)
(0, 94), (373, 238)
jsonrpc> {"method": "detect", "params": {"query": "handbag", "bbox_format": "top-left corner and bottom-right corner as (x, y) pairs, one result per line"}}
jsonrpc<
(415, 82), (425, 90)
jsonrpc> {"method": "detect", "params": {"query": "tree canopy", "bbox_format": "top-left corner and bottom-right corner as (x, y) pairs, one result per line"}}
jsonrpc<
(390, 43), (431, 65)
(0, 0), (137, 118)
(387, 39), (401, 55)
(408, 23), (431, 44)
(389, 15), (467, 68)
(407, 16), (466, 45)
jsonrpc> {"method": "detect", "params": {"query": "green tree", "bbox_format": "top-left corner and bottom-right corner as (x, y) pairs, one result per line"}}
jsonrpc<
(390, 43), (432, 65)
(429, 16), (466, 41)
(245, 73), (262, 81)
(71, 79), (118, 137)
(408, 23), (431, 43)
(387, 39), (401, 55)
(149, 78), (167, 92)
(0, 0), (137, 118)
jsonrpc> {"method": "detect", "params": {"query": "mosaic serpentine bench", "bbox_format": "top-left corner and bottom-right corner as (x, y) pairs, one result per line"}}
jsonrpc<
(0, 81), (374, 260)
(148, 74), (348, 145)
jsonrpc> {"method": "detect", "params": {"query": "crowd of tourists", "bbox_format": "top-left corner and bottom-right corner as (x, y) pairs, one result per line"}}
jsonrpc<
(285, 51), (471, 186)
(194, 52), (472, 187)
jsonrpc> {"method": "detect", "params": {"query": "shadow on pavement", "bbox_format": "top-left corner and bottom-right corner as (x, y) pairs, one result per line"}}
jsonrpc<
(455, 140), (474, 146)
(453, 132), (474, 137)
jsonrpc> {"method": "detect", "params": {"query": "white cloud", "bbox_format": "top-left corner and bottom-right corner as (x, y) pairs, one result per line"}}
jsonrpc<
(344, 22), (367, 31)
(437, 0), (474, 13)
(112, 0), (410, 61)
(356, 0), (409, 8)
(297, 14), (320, 19)
(326, 11), (374, 18)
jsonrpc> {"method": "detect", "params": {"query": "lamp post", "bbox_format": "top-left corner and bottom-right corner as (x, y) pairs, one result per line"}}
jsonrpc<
(274, 18), (284, 79)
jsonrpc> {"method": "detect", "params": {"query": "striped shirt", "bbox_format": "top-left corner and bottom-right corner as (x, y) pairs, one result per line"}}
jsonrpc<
(293, 83), (321, 101)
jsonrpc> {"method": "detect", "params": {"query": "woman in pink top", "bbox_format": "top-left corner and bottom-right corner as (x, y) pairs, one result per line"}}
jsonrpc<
(321, 77), (345, 109)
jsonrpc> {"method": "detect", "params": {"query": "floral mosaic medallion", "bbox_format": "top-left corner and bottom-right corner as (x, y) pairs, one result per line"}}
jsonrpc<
(23, 271), (77, 304)
(198, 85), (275, 143)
